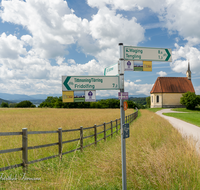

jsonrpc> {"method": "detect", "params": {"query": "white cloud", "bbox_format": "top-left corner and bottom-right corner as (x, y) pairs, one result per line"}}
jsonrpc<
(90, 7), (144, 48)
(171, 44), (200, 75)
(160, 0), (200, 42)
(125, 81), (153, 96)
(67, 59), (76, 65)
(0, 0), (145, 71)
(0, 0), (199, 96)
(0, 33), (27, 59)
(0, 0), (88, 59)
(156, 71), (167, 77)
(87, 0), (200, 45)
(87, 0), (164, 12)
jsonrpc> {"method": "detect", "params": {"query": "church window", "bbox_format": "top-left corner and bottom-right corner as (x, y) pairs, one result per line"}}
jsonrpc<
(157, 95), (159, 103)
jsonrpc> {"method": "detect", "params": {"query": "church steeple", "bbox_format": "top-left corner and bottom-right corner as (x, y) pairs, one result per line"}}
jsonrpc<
(186, 61), (191, 80)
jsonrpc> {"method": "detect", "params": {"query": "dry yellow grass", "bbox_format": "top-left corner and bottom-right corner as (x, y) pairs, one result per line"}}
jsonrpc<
(0, 108), (133, 169)
(1, 109), (200, 189)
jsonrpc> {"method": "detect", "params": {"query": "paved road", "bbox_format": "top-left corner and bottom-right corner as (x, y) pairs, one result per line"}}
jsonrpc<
(156, 109), (200, 152)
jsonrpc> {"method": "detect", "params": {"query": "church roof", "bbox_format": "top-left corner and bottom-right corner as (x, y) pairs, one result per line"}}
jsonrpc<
(150, 77), (195, 93)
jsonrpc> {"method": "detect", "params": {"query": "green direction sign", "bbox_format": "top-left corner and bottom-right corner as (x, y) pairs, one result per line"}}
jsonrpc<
(104, 63), (119, 76)
(62, 76), (120, 91)
(124, 46), (172, 62)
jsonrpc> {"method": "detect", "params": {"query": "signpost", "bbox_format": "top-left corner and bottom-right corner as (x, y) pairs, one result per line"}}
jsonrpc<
(62, 76), (119, 91)
(62, 43), (172, 190)
(124, 46), (172, 62)
(119, 43), (127, 190)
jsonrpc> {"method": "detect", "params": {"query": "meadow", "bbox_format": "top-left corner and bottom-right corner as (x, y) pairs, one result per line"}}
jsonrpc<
(1, 108), (200, 189)
(163, 108), (200, 127)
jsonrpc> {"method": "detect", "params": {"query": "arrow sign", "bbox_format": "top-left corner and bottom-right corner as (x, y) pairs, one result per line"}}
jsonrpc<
(63, 76), (71, 90)
(124, 46), (172, 62)
(62, 76), (120, 91)
(104, 63), (119, 76)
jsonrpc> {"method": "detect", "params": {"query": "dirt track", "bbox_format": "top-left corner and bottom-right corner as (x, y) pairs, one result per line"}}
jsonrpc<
(156, 109), (200, 152)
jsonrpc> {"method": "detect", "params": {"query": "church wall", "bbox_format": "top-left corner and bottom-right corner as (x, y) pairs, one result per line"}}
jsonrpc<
(150, 93), (162, 108)
(151, 93), (186, 108)
(163, 93), (183, 106)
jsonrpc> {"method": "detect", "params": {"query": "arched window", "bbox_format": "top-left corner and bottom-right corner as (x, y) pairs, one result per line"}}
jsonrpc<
(156, 95), (159, 103)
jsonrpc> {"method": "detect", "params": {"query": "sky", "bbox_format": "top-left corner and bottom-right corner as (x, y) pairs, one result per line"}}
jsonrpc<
(0, 0), (200, 98)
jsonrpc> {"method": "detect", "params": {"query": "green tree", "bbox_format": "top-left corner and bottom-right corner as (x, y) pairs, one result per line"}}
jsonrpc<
(1, 102), (9, 108)
(15, 100), (36, 108)
(180, 91), (198, 110)
(9, 103), (17, 108)
(127, 101), (137, 109)
(197, 95), (200, 104)
(146, 96), (150, 108)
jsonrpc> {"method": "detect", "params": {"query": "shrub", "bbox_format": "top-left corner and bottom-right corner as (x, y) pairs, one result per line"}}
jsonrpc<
(180, 91), (198, 110)
(1, 102), (9, 108)
(15, 100), (36, 108)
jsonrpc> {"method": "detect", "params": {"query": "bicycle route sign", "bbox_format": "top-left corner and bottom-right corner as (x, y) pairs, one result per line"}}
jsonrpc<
(124, 46), (172, 62)
(62, 76), (120, 91)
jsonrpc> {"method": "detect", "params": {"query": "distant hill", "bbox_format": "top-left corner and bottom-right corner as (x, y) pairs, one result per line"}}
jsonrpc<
(0, 98), (13, 105)
(0, 93), (61, 102)
(129, 97), (148, 106)
(0, 93), (149, 106)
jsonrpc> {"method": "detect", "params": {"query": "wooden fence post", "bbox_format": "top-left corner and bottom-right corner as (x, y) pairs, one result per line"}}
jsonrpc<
(22, 128), (28, 172)
(80, 126), (83, 152)
(111, 120), (113, 138)
(116, 119), (118, 134)
(94, 124), (97, 146)
(58, 128), (62, 160)
(104, 122), (106, 141)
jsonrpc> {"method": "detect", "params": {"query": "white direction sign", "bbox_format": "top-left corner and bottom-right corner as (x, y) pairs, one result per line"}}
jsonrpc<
(104, 63), (119, 76)
(124, 46), (172, 62)
(62, 76), (119, 91)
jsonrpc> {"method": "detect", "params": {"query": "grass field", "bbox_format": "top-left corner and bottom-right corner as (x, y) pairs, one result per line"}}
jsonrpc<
(74, 98), (85, 102)
(163, 108), (200, 127)
(1, 109), (200, 189)
(134, 67), (143, 71)
(0, 108), (133, 171)
(147, 108), (165, 112)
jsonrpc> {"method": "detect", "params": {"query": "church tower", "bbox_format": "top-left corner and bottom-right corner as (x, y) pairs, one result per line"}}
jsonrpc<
(186, 61), (191, 80)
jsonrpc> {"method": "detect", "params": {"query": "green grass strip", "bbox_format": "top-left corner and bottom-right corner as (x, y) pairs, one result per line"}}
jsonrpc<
(163, 112), (200, 127)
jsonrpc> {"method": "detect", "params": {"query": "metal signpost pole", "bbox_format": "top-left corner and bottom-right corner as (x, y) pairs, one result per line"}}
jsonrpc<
(119, 43), (126, 190)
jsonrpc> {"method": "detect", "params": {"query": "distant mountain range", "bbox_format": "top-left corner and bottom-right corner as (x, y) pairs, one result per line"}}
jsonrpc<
(0, 93), (61, 102)
(0, 98), (13, 105)
(0, 93), (148, 103)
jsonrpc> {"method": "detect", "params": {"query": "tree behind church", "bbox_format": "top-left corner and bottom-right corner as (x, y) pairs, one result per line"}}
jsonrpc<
(180, 91), (198, 110)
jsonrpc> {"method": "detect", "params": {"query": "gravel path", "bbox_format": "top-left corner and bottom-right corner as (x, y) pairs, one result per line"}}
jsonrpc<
(156, 109), (200, 152)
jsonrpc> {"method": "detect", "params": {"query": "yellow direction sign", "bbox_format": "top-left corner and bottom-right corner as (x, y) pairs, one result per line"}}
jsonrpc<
(62, 91), (74, 102)
(143, 61), (152, 71)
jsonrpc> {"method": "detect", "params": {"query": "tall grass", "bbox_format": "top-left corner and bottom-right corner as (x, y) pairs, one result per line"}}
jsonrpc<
(1, 109), (200, 189)
(0, 108), (133, 172)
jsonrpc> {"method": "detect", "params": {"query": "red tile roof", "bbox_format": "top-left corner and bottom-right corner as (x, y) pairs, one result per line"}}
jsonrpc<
(150, 77), (195, 93)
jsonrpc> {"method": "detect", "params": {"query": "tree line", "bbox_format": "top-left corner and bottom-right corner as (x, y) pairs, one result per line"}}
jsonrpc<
(2, 92), (199, 110)
(0, 101), (36, 108)
(0, 96), (150, 109)
(38, 96), (145, 109)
